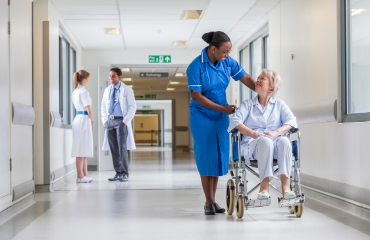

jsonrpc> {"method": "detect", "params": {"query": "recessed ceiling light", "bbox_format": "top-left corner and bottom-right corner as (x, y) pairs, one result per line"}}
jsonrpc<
(121, 78), (132, 81)
(175, 73), (186, 77)
(352, 9), (365, 16)
(167, 88), (175, 91)
(170, 81), (179, 84)
(120, 68), (130, 72)
(103, 28), (120, 35)
(173, 41), (187, 47)
(182, 10), (204, 20)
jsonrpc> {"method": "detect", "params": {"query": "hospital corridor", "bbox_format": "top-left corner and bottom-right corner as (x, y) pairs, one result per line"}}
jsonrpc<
(1, 0), (370, 239)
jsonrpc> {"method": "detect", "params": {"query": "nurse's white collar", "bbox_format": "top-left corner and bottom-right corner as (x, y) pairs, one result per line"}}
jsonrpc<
(77, 84), (85, 89)
(201, 47), (211, 63)
(252, 95), (276, 106)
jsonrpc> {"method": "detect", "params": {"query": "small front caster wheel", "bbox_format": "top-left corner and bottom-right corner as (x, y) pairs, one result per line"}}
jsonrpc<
(288, 206), (295, 214)
(294, 204), (304, 218)
(236, 195), (245, 218)
(226, 180), (235, 215)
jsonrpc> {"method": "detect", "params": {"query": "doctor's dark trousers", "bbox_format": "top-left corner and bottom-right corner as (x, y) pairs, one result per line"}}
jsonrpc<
(107, 118), (129, 175)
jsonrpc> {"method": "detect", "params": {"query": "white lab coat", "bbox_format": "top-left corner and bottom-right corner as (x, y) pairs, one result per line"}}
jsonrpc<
(101, 83), (137, 151)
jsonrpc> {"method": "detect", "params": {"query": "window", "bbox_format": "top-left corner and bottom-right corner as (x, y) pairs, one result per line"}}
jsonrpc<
(239, 25), (269, 102)
(59, 35), (77, 126)
(341, 0), (370, 122)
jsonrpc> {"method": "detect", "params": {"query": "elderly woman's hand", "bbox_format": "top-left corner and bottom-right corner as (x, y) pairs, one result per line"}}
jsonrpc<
(252, 131), (265, 139)
(265, 130), (280, 138)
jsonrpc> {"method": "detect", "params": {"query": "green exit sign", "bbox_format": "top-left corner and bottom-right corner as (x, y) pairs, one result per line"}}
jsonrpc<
(135, 95), (143, 99)
(149, 55), (171, 63)
(142, 105), (151, 109)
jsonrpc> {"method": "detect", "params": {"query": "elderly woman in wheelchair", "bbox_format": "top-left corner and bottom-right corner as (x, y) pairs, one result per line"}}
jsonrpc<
(227, 69), (304, 218)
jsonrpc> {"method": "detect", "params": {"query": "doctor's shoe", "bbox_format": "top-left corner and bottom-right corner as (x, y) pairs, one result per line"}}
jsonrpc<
(204, 204), (216, 215)
(213, 203), (225, 213)
(108, 173), (121, 181)
(284, 191), (296, 200)
(257, 190), (270, 200)
(119, 174), (128, 182)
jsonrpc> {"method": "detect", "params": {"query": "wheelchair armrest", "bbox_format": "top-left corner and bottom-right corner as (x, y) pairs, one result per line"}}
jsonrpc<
(231, 128), (239, 133)
(289, 127), (299, 134)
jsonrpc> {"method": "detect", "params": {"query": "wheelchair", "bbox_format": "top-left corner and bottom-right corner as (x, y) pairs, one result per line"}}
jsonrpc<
(226, 128), (305, 218)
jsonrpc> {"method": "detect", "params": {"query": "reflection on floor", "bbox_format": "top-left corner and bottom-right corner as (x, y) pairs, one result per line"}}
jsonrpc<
(1, 146), (370, 240)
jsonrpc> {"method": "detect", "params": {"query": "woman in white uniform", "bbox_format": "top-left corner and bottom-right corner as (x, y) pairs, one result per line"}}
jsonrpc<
(71, 70), (94, 183)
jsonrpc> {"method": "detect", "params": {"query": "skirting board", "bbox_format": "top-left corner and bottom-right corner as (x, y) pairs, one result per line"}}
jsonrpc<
(0, 194), (35, 226)
(12, 180), (35, 201)
(303, 186), (370, 221)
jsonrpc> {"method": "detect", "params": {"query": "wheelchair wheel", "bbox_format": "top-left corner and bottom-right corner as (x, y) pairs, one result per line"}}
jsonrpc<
(294, 204), (304, 218)
(288, 206), (295, 214)
(226, 180), (235, 215)
(236, 195), (245, 218)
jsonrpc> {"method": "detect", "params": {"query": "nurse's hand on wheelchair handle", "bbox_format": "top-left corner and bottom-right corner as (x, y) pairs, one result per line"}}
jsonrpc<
(223, 105), (236, 115)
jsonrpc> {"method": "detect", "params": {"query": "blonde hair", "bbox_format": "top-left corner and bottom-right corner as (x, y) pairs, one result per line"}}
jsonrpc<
(73, 70), (90, 89)
(261, 69), (281, 97)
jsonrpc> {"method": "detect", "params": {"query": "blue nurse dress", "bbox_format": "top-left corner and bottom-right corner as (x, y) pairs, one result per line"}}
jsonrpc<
(187, 47), (247, 176)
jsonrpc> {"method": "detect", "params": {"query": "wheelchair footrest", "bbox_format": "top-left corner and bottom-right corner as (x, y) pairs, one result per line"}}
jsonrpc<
(246, 197), (271, 208)
(277, 195), (305, 208)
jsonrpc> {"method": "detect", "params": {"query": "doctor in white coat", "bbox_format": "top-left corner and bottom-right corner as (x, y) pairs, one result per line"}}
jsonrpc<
(101, 67), (137, 181)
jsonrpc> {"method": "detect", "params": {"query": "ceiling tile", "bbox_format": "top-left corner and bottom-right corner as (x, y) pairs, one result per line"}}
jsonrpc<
(192, 19), (239, 38)
(57, 5), (118, 15)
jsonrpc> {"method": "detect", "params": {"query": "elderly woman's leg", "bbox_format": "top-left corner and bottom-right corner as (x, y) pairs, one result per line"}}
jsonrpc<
(276, 137), (293, 194)
(253, 137), (274, 193)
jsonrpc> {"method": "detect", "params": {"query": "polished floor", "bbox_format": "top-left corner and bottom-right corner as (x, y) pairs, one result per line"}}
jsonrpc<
(1, 147), (370, 240)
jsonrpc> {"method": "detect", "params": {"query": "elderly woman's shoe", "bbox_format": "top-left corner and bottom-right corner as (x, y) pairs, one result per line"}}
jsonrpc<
(213, 203), (225, 213)
(284, 191), (296, 200)
(257, 190), (270, 200)
(204, 203), (216, 215)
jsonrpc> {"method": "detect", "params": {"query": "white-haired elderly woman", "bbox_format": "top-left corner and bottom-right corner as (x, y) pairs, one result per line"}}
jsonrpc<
(228, 69), (297, 200)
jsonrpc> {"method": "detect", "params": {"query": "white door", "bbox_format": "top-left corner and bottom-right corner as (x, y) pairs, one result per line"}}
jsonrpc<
(98, 66), (114, 171)
(0, 0), (11, 202)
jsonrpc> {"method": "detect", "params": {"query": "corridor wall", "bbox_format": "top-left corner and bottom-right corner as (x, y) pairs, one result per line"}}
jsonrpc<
(227, 0), (370, 204)
(33, 0), (82, 189)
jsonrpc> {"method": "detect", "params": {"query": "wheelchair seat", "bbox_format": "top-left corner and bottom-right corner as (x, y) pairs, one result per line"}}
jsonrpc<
(241, 157), (278, 168)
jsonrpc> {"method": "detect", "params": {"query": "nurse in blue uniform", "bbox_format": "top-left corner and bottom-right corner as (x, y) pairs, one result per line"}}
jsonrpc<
(187, 31), (256, 215)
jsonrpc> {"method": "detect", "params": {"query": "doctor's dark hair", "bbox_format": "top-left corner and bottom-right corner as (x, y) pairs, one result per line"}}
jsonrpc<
(73, 70), (90, 89)
(110, 67), (122, 77)
(202, 31), (231, 48)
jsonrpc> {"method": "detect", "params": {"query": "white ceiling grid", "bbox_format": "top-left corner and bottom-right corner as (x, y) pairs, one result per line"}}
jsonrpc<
(52, 0), (281, 50)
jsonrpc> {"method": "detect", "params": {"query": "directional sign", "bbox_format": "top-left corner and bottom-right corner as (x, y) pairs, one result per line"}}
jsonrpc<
(135, 95), (144, 99)
(149, 55), (171, 63)
(145, 94), (151, 98)
(140, 72), (169, 78)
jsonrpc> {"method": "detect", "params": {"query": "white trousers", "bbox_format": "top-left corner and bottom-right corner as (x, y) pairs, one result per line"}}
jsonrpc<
(251, 136), (292, 182)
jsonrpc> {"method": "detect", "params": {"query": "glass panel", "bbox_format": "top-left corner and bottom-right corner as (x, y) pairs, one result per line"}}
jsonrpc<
(251, 37), (263, 99)
(59, 38), (71, 125)
(347, 0), (370, 114)
(72, 48), (77, 119)
(240, 45), (251, 101)
(264, 36), (269, 69)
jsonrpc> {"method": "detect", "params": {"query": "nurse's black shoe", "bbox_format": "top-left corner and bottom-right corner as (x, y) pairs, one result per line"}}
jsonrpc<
(108, 173), (121, 181)
(204, 204), (216, 215)
(213, 203), (225, 213)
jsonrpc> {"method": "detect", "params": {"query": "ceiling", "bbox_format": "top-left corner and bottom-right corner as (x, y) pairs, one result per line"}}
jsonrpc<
(52, 0), (281, 49)
(117, 67), (188, 93)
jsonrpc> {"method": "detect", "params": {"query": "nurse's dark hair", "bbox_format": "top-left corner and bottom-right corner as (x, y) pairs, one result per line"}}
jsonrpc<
(110, 67), (122, 77)
(202, 31), (231, 48)
(73, 70), (90, 89)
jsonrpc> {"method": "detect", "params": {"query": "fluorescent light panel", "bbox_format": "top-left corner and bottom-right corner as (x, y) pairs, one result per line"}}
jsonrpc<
(182, 10), (204, 20)
(104, 28), (120, 35)
(170, 81), (179, 84)
(167, 88), (175, 91)
(352, 9), (365, 16)
(120, 68), (130, 72)
(121, 78), (132, 81)
(173, 41), (187, 46)
(175, 73), (185, 77)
